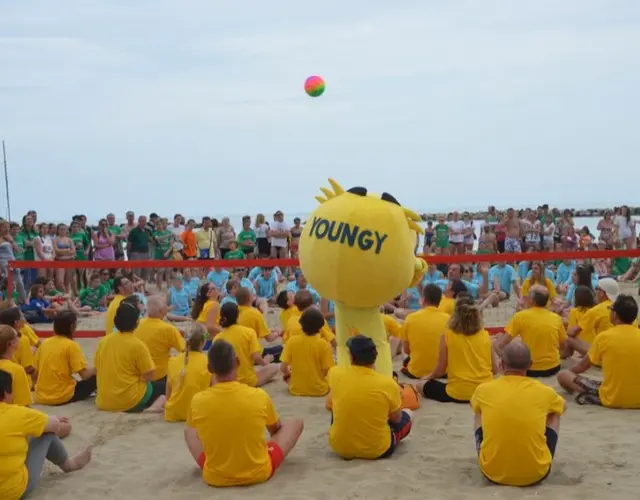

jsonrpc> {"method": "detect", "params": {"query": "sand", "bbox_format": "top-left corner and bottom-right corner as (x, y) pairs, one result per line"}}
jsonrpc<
(27, 284), (640, 500)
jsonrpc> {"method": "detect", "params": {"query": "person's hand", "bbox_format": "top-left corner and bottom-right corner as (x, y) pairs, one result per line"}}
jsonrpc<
(263, 354), (274, 364)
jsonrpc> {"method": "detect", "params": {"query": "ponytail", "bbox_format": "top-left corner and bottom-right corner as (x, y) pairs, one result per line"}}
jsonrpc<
(177, 323), (207, 387)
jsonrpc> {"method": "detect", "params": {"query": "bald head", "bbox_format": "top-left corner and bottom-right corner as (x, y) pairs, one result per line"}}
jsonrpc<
(529, 285), (549, 308)
(146, 295), (166, 318)
(502, 341), (532, 372)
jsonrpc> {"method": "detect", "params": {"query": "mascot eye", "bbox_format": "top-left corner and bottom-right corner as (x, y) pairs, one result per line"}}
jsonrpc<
(381, 192), (400, 206)
(347, 187), (368, 196)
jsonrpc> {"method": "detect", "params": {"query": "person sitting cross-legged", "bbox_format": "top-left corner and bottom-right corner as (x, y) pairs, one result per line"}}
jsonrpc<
(328, 335), (413, 460)
(471, 341), (566, 487)
(184, 340), (304, 487)
(557, 294), (640, 408)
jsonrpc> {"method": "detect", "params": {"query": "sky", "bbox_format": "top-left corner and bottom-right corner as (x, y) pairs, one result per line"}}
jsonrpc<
(1, 0), (639, 223)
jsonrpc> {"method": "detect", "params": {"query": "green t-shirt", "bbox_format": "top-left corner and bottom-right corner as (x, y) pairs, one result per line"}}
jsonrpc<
(99, 279), (114, 296)
(71, 231), (90, 260)
(435, 224), (449, 248)
(224, 249), (245, 260)
(237, 229), (256, 251)
(153, 229), (172, 259)
(79, 286), (108, 309)
(128, 227), (149, 253)
(13, 234), (25, 260)
(612, 258), (632, 277)
(19, 229), (37, 261)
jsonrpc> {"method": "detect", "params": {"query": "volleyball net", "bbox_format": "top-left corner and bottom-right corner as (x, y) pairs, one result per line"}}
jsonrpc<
(6, 248), (640, 338)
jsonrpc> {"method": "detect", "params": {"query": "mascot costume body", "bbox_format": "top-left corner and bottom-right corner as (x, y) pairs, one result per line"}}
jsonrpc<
(299, 179), (426, 378)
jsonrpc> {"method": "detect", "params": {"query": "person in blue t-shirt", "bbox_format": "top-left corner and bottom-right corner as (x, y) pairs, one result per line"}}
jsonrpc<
(286, 271), (320, 304)
(255, 268), (278, 303)
(166, 274), (192, 321)
(206, 268), (230, 289)
(182, 268), (200, 301)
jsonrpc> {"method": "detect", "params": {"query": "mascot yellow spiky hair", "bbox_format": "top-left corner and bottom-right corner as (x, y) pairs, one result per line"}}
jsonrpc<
(299, 179), (426, 377)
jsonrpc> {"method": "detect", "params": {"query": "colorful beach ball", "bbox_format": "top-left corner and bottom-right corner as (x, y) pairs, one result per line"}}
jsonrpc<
(304, 75), (326, 97)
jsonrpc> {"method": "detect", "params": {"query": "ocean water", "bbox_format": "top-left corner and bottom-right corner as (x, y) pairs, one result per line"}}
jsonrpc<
(226, 214), (602, 250)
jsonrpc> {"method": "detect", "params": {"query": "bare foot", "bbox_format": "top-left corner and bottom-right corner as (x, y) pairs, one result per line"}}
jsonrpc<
(143, 395), (166, 413)
(61, 446), (92, 472)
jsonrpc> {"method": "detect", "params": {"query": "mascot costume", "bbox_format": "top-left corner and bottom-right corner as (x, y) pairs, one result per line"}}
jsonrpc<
(299, 178), (427, 378)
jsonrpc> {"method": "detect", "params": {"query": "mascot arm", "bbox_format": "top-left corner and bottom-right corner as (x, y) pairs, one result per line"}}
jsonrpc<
(334, 303), (393, 378)
(408, 257), (427, 288)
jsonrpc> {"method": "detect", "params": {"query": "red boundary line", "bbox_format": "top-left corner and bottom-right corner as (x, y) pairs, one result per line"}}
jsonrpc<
(38, 326), (507, 339)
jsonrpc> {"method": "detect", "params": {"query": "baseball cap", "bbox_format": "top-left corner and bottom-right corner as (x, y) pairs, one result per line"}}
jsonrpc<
(597, 277), (619, 302)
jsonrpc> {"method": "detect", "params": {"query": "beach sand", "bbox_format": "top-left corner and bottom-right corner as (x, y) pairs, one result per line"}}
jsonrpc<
(27, 287), (640, 500)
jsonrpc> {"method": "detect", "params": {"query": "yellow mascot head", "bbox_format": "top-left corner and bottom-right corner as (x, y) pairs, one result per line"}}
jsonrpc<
(299, 179), (426, 308)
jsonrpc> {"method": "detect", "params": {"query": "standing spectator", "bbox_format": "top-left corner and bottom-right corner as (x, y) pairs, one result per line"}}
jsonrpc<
(237, 216), (257, 257)
(92, 219), (115, 262)
(170, 214), (185, 237)
(216, 217), (236, 258)
(0, 221), (26, 303)
(180, 219), (198, 259)
(106, 213), (125, 261)
(34, 222), (54, 280)
(120, 211), (136, 253)
(269, 211), (290, 259)
(19, 214), (38, 289)
(448, 212), (465, 255)
(196, 217), (217, 259)
(255, 213), (270, 257)
(289, 218), (303, 259)
(127, 216), (150, 281)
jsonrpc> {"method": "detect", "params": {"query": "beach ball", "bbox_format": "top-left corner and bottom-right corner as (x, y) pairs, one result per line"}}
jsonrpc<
(304, 75), (325, 97)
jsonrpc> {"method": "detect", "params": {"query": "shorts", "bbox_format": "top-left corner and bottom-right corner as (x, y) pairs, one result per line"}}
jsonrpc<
(527, 365), (561, 378)
(126, 381), (164, 413)
(573, 375), (603, 406)
(197, 441), (285, 479)
(504, 237), (522, 253)
(474, 427), (558, 486)
(257, 238), (270, 256)
(400, 357), (446, 380)
(421, 380), (466, 403)
(379, 410), (413, 458)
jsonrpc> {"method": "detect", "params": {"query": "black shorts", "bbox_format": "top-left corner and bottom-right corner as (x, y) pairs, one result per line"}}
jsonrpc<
(400, 358), (447, 380)
(257, 238), (270, 256)
(474, 427), (558, 486)
(421, 380), (466, 403)
(527, 365), (561, 378)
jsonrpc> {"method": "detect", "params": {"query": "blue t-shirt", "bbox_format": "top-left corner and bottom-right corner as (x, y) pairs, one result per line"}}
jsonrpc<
(256, 275), (277, 299)
(183, 278), (200, 301)
(28, 298), (51, 322)
(489, 265), (516, 294)
(220, 295), (237, 306)
(286, 282), (321, 303)
(325, 299), (335, 328)
(169, 286), (191, 316)
(525, 268), (556, 285)
(207, 270), (230, 289)
(435, 279), (479, 297)
(405, 287), (421, 310)
(421, 270), (444, 287)
(556, 261), (576, 286)
(565, 275), (599, 305)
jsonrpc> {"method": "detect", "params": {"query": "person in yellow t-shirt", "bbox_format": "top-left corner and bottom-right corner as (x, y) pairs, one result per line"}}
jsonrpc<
(276, 290), (298, 330)
(0, 325), (33, 407)
(165, 324), (212, 422)
(561, 285), (595, 358)
(104, 276), (133, 334)
(237, 287), (283, 362)
(557, 294), (640, 408)
(438, 279), (468, 316)
(281, 308), (334, 396)
(495, 286), (567, 377)
(34, 311), (96, 405)
(328, 335), (413, 459)
(471, 341), (565, 487)
(0, 369), (92, 500)
(215, 302), (279, 387)
(401, 284), (450, 379)
(95, 300), (166, 413)
(192, 282), (222, 338)
(283, 290), (336, 346)
(415, 296), (497, 403)
(0, 307), (36, 382)
(134, 295), (186, 386)
(184, 340), (303, 487)
(565, 277), (619, 356)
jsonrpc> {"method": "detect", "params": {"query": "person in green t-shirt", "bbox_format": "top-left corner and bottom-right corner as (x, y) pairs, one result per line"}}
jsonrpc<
(107, 213), (125, 260)
(10, 223), (25, 260)
(71, 222), (90, 260)
(434, 217), (449, 251)
(19, 215), (38, 261)
(153, 219), (173, 260)
(79, 273), (109, 311)
(223, 241), (245, 260)
(237, 219), (257, 256)
(98, 271), (114, 297)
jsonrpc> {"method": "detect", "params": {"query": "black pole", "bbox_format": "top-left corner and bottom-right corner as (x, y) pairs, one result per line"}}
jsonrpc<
(2, 141), (10, 221)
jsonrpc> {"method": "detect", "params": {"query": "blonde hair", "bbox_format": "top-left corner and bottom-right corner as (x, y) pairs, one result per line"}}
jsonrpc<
(255, 213), (265, 226)
(178, 323), (207, 386)
(146, 295), (166, 318)
(0, 325), (18, 358)
(447, 297), (483, 336)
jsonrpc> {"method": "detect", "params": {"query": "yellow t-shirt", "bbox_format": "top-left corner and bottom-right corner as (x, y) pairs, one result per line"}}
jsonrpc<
(568, 306), (588, 330)
(382, 314), (401, 339)
(196, 228), (217, 254)
(215, 325), (262, 387)
(196, 300), (221, 325)
(281, 334), (334, 396)
(238, 305), (270, 339)
(12, 334), (34, 372)
(578, 299), (612, 345)
(134, 317), (186, 380)
(0, 359), (32, 406)
(34, 335), (88, 405)
(20, 324), (40, 347)
(400, 306), (450, 377)
(445, 328), (493, 401)
(283, 309), (335, 344)
(505, 307), (566, 371)
(470, 375), (565, 486)
(328, 365), (402, 459)
(0, 403), (48, 499)
(164, 351), (211, 422)
(187, 382), (278, 487)
(438, 297), (455, 315)
(279, 306), (299, 330)
(588, 325), (640, 408)
(94, 332), (156, 412)
(105, 294), (125, 334)
(521, 278), (557, 301)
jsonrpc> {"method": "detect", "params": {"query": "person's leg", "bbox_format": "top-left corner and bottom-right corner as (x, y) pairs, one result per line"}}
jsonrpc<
(142, 382), (167, 413)
(184, 427), (204, 466)
(263, 345), (283, 363)
(14, 270), (27, 304)
(69, 376), (97, 402)
(389, 409), (413, 444)
(566, 337), (590, 356)
(557, 369), (602, 398)
(256, 364), (280, 387)
(268, 418), (304, 458)
(415, 379), (456, 403)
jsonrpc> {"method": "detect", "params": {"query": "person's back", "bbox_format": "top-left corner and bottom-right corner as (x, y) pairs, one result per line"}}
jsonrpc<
(238, 305), (270, 339)
(165, 351), (210, 422)
(445, 328), (493, 401)
(472, 375), (564, 486)
(328, 364), (401, 459)
(34, 335), (86, 405)
(215, 324), (261, 387)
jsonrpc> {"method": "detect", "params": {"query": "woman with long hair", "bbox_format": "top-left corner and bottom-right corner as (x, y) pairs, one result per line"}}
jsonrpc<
(415, 297), (497, 403)
(518, 261), (556, 311)
(53, 224), (75, 294)
(615, 205), (636, 249)
(0, 220), (27, 303)
(192, 282), (222, 339)
(70, 220), (90, 294)
(33, 222), (54, 280)
(0, 325), (34, 406)
(92, 218), (115, 262)
(255, 213), (270, 257)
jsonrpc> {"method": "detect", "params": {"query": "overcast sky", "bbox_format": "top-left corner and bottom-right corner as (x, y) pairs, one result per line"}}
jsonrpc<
(1, 0), (639, 223)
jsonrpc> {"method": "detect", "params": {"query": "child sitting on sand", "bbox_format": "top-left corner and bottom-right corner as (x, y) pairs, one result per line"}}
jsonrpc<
(283, 291), (335, 347)
(78, 273), (109, 312)
(166, 274), (192, 321)
(281, 307), (335, 397)
(276, 290), (297, 330)
(164, 324), (212, 422)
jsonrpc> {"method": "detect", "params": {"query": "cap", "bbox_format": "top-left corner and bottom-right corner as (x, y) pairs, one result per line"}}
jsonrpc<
(597, 277), (619, 302)
(346, 335), (377, 356)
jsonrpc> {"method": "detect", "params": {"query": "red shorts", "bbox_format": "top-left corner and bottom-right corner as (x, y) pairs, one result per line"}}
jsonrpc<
(197, 441), (284, 479)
